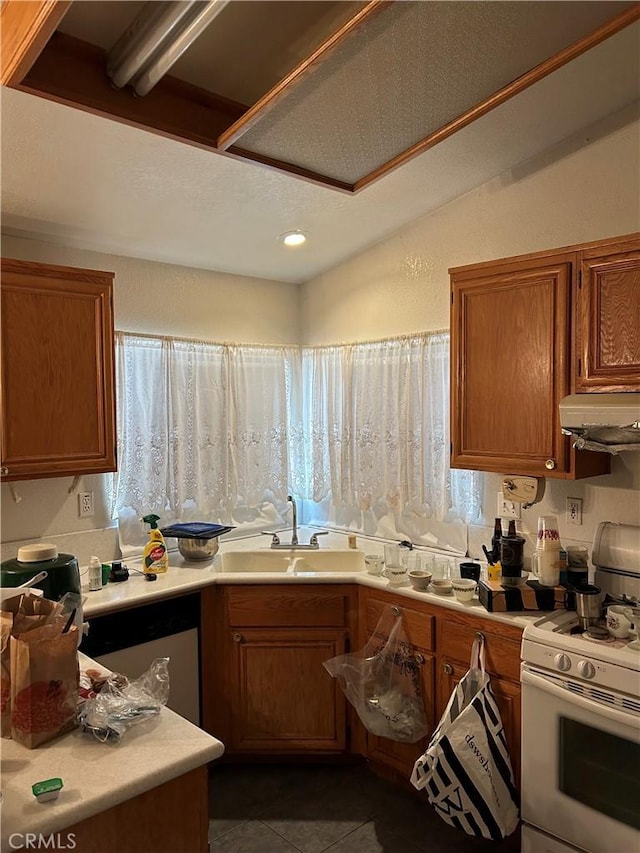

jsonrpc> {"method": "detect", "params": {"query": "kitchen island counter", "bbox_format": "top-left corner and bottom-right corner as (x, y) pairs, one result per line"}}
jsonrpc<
(1, 655), (224, 852)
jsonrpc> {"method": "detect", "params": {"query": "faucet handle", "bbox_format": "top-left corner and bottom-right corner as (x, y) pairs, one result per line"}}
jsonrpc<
(309, 531), (328, 547)
(261, 531), (280, 546)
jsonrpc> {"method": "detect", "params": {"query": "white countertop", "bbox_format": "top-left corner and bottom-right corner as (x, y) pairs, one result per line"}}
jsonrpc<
(82, 562), (218, 618)
(0, 655), (224, 851)
(80, 530), (540, 630)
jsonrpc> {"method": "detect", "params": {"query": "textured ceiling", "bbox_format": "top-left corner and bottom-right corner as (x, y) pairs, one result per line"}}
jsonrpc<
(1, 18), (639, 283)
(236, 1), (634, 183)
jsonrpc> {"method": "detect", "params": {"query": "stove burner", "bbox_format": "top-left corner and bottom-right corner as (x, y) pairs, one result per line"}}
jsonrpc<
(585, 626), (609, 641)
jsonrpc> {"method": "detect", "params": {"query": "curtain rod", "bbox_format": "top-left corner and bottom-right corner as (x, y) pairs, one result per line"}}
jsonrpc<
(116, 328), (451, 351)
(302, 328), (450, 349)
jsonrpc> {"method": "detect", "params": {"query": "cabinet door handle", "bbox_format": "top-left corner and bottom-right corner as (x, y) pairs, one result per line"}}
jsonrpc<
(442, 663), (453, 675)
(0, 466), (8, 476)
(415, 652), (425, 665)
(545, 459), (556, 470)
(232, 633), (242, 643)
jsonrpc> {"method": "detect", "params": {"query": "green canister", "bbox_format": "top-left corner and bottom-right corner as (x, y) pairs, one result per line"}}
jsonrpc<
(0, 543), (80, 601)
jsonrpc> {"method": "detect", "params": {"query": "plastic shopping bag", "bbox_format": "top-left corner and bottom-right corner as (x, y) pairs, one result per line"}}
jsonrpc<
(324, 604), (428, 742)
(411, 637), (519, 840)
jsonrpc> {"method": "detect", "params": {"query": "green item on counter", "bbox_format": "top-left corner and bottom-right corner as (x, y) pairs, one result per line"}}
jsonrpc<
(32, 778), (64, 802)
(102, 563), (111, 584)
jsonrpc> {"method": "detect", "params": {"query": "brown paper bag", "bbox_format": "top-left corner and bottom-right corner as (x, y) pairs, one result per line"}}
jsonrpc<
(2, 592), (71, 742)
(10, 620), (79, 748)
(1, 611), (12, 737)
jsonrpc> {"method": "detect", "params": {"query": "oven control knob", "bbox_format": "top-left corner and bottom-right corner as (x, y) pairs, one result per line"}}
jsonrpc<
(577, 660), (596, 679)
(554, 653), (572, 671)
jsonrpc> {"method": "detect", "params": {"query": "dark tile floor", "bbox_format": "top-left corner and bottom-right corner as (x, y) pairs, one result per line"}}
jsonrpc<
(208, 763), (521, 853)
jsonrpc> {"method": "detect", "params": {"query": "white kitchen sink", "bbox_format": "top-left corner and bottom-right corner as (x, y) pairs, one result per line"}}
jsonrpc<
(218, 549), (365, 573)
(291, 549), (365, 573)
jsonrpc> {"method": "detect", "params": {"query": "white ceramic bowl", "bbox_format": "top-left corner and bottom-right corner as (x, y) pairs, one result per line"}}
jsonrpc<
(408, 570), (432, 591)
(452, 578), (477, 602)
(431, 578), (453, 595)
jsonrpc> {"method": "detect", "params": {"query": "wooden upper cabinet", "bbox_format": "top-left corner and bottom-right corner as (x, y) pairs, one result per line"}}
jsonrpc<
(0, 258), (116, 481)
(451, 254), (577, 477)
(575, 237), (640, 391)
(449, 235), (640, 479)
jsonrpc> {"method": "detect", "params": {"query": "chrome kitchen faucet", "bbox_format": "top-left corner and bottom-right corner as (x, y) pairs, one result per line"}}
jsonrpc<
(261, 495), (328, 549)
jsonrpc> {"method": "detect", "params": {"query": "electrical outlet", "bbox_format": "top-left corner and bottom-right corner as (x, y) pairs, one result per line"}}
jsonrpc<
(566, 497), (583, 526)
(497, 491), (521, 520)
(78, 491), (94, 518)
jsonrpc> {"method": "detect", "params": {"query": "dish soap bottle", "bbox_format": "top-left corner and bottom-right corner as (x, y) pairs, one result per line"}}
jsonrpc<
(142, 514), (169, 574)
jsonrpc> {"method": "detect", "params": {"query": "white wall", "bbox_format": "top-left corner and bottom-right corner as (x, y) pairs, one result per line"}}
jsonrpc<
(300, 115), (640, 563)
(301, 116), (640, 343)
(0, 235), (299, 563)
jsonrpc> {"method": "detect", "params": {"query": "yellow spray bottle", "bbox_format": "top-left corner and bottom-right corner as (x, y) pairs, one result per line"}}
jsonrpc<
(142, 514), (169, 574)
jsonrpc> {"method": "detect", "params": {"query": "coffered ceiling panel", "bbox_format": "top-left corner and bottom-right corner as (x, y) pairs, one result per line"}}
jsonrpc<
(228, 0), (636, 185)
(3, 0), (637, 194)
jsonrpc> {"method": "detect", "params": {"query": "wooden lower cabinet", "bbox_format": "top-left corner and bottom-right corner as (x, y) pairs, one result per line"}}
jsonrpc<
(202, 584), (357, 756)
(202, 583), (522, 788)
(366, 648), (435, 778)
(436, 658), (521, 786)
(359, 589), (522, 788)
(36, 767), (209, 853)
(436, 609), (523, 787)
(229, 627), (347, 752)
(360, 588), (438, 779)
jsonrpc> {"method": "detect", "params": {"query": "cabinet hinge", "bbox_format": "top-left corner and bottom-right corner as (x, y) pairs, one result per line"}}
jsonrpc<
(451, 291), (454, 304)
(450, 442), (453, 456)
(577, 357), (581, 377)
(577, 269), (582, 289)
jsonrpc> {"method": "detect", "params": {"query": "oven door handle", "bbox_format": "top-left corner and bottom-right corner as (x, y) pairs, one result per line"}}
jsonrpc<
(521, 666), (639, 728)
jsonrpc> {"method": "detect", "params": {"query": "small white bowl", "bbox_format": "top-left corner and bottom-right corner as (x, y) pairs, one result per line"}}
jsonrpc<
(452, 578), (477, 602)
(409, 570), (432, 591)
(431, 578), (453, 595)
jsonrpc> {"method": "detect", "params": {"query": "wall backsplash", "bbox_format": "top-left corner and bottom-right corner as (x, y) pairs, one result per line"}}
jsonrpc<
(468, 453), (640, 569)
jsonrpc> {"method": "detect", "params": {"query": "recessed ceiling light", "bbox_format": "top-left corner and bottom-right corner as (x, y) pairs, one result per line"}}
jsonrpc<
(279, 230), (308, 247)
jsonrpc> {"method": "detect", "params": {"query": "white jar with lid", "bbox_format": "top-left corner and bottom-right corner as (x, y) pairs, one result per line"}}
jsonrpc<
(88, 555), (103, 591)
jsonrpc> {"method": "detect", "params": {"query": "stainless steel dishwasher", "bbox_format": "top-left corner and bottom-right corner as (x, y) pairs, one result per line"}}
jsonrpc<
(80, 593), (201, 726)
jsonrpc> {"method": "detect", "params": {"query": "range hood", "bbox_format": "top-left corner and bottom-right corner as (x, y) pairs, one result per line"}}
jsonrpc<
(560, 393), (640, 454)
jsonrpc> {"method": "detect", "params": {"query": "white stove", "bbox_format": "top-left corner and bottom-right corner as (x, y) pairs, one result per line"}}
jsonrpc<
(520, 523), (640, 853)
(522, 608), (640, 698)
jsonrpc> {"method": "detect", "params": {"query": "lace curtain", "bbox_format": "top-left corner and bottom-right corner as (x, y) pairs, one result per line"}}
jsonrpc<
(112, 333), (300, 552)
(300, 333), (481, 552)
(112, 330), (480, 554)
